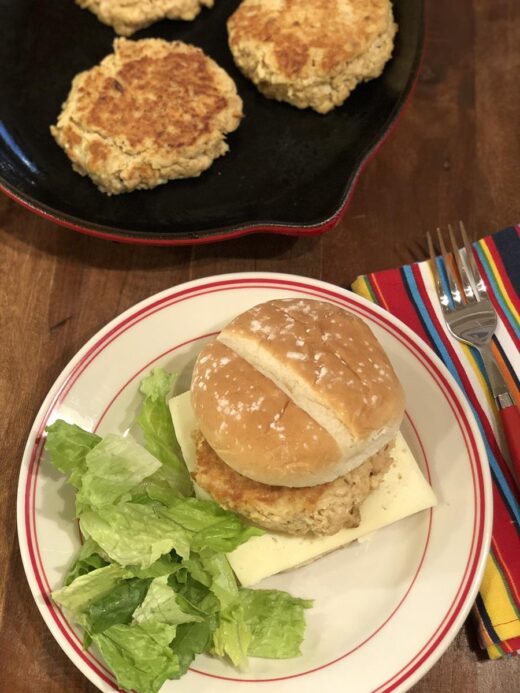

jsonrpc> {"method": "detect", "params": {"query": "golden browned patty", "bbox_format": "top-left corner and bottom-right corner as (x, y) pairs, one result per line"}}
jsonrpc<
(76, 0), (214, 36)
(228, 0), (397, 113)
(50, 38), (243, 194)
(193, 436), (394, 536)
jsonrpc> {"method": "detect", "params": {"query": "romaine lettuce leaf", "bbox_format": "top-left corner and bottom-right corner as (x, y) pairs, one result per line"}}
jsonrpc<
(201, 552), (239, 610)
(79, 502), (191, 568)
(52, 564), (131, 616)
(92, 622), (179, 693)
(84, 578), (151, 634)
(159, 496), (232, 529)
(162, 556), (221, 675)
(76, 434), (161, 509)
(45, 420), (101, 489)
(137, 369), (192, 497)
(129, 554), (182, 579)
(132, 465), (183, 507)
(180, 556), (211, 587)
(132, 576), (201, 626)
(156, 497), (262, 554)
(139, 368), (174, 403)
(171, 620), (216, 677)
(64, 537), (108, 586)
(169, 569), (220, 619)
(239, 589), (313, 658)
(213, 603), (251, 669)
(211, 589), (312, 664)
(191, 517), (263, 554)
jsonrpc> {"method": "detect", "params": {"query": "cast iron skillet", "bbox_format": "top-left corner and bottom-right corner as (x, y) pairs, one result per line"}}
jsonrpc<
(0, 0), (423, 245)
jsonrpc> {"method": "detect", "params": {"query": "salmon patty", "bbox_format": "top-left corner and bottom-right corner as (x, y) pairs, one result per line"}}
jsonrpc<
(51, 38), (243, 194)
(228, 0), (397, 113)
(193, 436), (394, 536)
(76, 0), (214, 36)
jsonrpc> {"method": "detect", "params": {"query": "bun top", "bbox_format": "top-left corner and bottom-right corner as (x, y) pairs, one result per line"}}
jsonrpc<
(191, 298), (405, 487)
(191, 340), (341, 487)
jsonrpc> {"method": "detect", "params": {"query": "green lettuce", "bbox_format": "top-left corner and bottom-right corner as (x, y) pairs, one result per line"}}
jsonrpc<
(180, 556), (211, 587)
(213, 602), (251, 668)
(211, 589), (312, 665)
(132, 465), (183, 506)
(160, 498), (263, 553)
(132, 576), (201, 626)
(169, 568), (220, 619)
(45, 420), (101, 489)
(158, 496), (232, 528)
(84, 578), (151, 634)
(201, 552), (239, 609)
(191, 519), (262, 554)
(76, 434), (161, 509)
(171, 620), (216, 677)
(240, 589), (313, 658)
(166, 563), (221, 677)
(46, 367), (314, 693)
(52, 564), (131, 616)
(79, 502), (191, 568)
(64, 537), (108, 586)
(92, 622), (179, 693)
(79, 495), (262, 570)
(129, 554), (182, 579)
(137, 369), (192, 497)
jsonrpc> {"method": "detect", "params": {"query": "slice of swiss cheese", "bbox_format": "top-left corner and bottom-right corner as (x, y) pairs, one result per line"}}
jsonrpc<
(169, 392), (436, 587)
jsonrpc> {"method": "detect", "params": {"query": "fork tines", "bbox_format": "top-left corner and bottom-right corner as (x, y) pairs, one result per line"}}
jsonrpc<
(427, 221), (487, 311)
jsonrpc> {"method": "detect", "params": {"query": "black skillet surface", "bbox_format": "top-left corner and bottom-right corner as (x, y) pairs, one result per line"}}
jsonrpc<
(0, 1), (423, 244)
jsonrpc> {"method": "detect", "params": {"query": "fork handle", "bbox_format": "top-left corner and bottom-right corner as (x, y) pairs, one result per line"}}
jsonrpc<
(497, 393), (520, 484)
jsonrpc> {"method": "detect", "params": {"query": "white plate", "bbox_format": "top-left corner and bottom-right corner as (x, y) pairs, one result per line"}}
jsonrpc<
(17, 273), (492, 693)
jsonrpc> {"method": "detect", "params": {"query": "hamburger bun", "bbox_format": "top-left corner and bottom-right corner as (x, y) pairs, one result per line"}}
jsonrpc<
(191, 299), (405, 487)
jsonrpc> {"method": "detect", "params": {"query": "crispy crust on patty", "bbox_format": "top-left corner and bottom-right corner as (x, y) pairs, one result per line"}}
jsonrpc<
(50, 38), (243, 194)
(76, 0), (214, 36)
(228, 0), (397, 113)
(193, 436), (394, 535)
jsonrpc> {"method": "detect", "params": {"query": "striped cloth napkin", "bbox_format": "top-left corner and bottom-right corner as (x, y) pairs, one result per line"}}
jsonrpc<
(352, 225), (520, 659)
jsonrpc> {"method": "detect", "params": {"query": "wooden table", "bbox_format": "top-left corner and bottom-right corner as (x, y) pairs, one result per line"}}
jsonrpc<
(1, 0), (518, 690)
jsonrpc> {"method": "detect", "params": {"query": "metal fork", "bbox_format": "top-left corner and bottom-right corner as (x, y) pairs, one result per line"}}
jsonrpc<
(427, 221), (520, 482)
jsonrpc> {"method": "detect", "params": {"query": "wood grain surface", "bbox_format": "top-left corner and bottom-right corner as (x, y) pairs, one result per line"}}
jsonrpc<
(1, 0), (519, 690)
